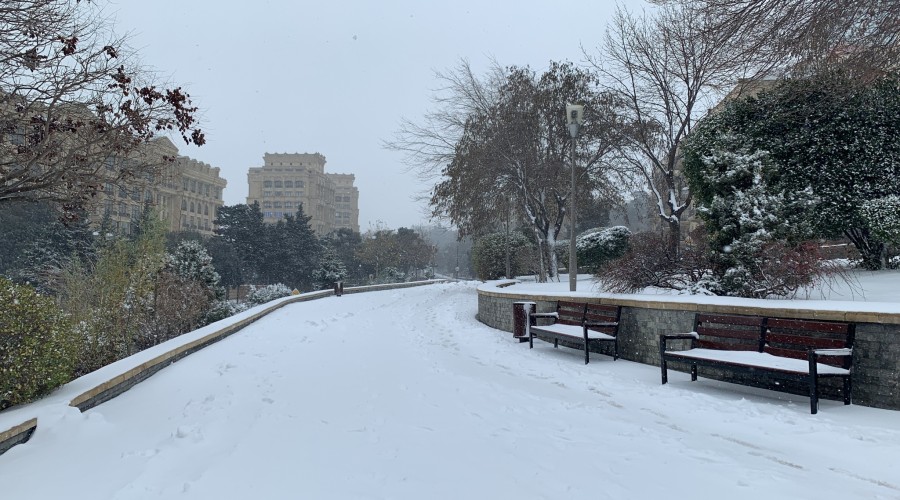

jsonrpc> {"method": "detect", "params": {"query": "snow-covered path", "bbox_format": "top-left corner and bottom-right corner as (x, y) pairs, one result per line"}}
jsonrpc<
(2, 281), (899, 499)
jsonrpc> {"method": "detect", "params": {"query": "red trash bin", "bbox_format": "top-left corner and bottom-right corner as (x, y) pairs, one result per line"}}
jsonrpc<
(512, 301), (536, 342)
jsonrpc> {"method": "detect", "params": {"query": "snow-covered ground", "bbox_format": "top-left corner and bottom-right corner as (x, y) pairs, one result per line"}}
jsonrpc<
(1, 281), (899, 499)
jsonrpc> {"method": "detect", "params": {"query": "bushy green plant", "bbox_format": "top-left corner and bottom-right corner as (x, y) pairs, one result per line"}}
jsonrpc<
(205, 299), (250, 324)
(472, 231), (535, 280)
(0, 278), (75, 409)
(577, 226), (631, 271)
(246, 283), (292, 305)
(60, 215), (167, 375)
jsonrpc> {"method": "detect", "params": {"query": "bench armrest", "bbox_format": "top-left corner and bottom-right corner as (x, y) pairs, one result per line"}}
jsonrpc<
(530, 312), (559, 319)
(812, 348), (852, 356)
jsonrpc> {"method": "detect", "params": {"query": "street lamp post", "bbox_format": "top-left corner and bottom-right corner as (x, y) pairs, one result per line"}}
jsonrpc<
(566, 103), (584, 292)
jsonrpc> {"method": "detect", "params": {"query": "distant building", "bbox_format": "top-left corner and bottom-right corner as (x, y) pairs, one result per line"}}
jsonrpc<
(89, 137), (227, 236)
(246, 152), (359, 234)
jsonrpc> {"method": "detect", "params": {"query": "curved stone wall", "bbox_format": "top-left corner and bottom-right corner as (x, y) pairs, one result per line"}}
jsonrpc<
(478, 281), (900, 411)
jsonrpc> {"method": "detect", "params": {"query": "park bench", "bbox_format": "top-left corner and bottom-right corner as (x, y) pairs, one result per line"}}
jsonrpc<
(528, 301), (621, 364)
(659, 313), (855, 414)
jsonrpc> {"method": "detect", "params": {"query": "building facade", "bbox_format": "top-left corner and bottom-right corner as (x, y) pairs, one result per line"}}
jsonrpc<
(329, 173), (359, 233)
(246, 152), (359, 234)
(90, 138), (228, 236)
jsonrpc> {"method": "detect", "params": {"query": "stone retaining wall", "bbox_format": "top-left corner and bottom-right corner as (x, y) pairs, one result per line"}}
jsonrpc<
(478, 285), (900, 411)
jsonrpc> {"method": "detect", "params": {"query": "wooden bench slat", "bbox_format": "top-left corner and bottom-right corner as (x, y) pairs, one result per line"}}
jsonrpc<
(767, 318), (851, 334)
(696, 326), (762, 340)
(697, 314), (765, 327)
(766, 333), (848, 349)
(697, 339), (759, 351)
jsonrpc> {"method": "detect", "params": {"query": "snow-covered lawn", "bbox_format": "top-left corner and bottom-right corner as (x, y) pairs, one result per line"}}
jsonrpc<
(1, 281), (899, 499)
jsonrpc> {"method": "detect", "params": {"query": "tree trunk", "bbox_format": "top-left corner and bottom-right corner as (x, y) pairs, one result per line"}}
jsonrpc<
(667, 218), (682, 260)
(845, 228), (886, 270)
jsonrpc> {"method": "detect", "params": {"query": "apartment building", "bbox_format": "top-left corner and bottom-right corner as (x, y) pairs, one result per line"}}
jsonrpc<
(91, 137), (227, 236)
(330, 173), (359, 232)
(246, 152), (360, 234)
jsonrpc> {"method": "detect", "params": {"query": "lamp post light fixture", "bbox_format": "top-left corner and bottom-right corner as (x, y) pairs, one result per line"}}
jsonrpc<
(565, 103), (584, 292)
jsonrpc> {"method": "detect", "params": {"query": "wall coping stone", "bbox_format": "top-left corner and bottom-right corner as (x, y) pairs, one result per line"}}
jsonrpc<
(478, 280), (900, 325)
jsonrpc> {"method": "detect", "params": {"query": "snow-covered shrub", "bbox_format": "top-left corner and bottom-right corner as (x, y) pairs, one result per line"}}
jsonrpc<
(143, 271), (211, 348)
(599, 231), (711, 293)
(472, 231), (535, 280)
(60, 219), (166, 375)
(164, 240), (224, 300)
(861, 195), (900, 246)
(246, 283), (292, 305)
(312, 247), (348, 289)
(887, 255), (900, 270)
(578, 226), (631, 272)
(0, 277), (75, 409)
(204, 299), (249, 324)
(381, 267), (406, 283)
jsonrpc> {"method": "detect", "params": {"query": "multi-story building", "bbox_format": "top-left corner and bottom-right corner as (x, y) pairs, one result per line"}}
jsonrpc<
(329, 173), (359, 233)
(246, 152), (359, 234)
(90, 137), (227, 236)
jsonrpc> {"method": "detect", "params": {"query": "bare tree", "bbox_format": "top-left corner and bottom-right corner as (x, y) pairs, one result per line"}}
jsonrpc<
(0, 1), (204, 213)
(678, 0), (900, 80)
(391, 61), (625, 281)
(589, 3), (766, 256)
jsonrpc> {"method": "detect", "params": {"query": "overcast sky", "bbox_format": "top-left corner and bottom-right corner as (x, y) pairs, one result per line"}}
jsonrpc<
(111, 0), (644, 231)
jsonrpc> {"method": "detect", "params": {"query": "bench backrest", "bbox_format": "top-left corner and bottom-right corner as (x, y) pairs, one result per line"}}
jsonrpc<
(556, 301), (587, 326)
(693, 313), (766, 351)
(585, 303), (620, 336)
(764, 318), (855, 368)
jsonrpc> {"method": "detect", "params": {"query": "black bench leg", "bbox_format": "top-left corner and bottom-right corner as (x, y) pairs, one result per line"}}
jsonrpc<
(613, 338), (619, 361)
(843, 376), (852, 405)
(690, 364), (697, 381)
(808, 352), (819, 414)
(584, 343), (590, 365)
(554, 338), (558, 349)
(659, 336), (668, 384)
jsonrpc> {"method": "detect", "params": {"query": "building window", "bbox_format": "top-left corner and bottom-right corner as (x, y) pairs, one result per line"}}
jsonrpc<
(284, 201), (294, 209)
(274, 191), (283, 197)
(263, 180), (272, 188)
(274, 180), (283, 188)
(119, 202), (127, 216)
(205, 185), (210, 196)
(182, 199), (187, 211)
(263, 191), (272, 197)
(204, 204), (209, 216)
(263, 201), (272, 209)
(284, 181), (293, 188)
(183, 179), (189, 191)
(132, 205), (141, 219)
(274, 201), (282, 208)
(190, 201), (195, 213)
(296, 180), (305, 187)
(264, 211), (274, 218)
